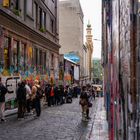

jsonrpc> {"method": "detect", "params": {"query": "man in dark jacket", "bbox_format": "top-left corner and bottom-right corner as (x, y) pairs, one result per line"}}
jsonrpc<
(45, 84), (51, 106)
(0, 77), (7, 122)
(16, 81), (26, 120)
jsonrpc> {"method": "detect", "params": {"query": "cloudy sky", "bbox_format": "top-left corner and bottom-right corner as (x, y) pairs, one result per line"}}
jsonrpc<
(79, 0), (102, 59)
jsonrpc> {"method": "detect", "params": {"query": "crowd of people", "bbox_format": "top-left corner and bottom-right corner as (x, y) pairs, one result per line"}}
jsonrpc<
(16, 79), (83, 120)
(0, 76), (99, 122)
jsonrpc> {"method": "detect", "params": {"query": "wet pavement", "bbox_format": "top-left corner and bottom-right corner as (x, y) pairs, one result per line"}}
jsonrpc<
(0, 97), (108, 140)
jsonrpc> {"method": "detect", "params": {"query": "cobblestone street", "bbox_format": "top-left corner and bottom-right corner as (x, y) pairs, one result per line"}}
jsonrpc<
(0, 97), (108, 140)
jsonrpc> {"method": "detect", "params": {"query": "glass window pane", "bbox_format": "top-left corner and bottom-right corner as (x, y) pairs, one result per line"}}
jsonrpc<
(26, 0), (33, 17)
(3, 37), (10, 70)
(20, 43), (26, 72)
(27, 46), (33, 67)
(13, 40), (18, 72)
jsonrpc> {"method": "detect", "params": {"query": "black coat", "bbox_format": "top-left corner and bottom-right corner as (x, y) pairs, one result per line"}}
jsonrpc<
(16, 85), (26, 102)
(80, 91), (88, 102)
(45, 86), (51, 97)
(0, 84), (7, 102)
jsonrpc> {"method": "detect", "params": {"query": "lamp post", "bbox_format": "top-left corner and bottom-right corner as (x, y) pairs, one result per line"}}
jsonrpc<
(93, 39), (102, 41)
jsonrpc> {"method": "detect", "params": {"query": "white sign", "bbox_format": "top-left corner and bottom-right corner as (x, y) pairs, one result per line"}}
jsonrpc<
(1, 76), (21, 101)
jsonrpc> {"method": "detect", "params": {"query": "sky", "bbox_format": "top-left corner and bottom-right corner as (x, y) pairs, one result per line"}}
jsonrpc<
(79, 0), (102, 59)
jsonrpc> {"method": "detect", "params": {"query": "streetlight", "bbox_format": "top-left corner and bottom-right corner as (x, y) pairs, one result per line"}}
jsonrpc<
(93, 39), (102, 41)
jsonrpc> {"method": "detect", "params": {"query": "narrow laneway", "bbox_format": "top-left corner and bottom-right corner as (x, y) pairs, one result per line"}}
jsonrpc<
(0, 97), (108, 140)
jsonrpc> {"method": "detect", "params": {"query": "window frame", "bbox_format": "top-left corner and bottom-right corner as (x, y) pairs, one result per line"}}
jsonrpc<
(26, 0), (33, 18)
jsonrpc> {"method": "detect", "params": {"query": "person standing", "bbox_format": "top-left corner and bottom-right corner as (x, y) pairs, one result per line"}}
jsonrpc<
(50, 84), (55, 106)
(31, 80), (42, 118)
(0, 77), (7, 122)
(54, 85), (59, 105)
(16, 81), (26, 120)
(23, 80), (32, 114)
(45, 84), (52, 106)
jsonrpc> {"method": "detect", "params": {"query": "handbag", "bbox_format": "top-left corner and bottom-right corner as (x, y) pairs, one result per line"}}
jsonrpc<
(88, 102), (92, 107)
(79, 99), (86, 106)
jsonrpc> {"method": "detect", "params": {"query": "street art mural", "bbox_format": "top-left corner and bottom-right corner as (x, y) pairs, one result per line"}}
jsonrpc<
(0, 28), (59, 109)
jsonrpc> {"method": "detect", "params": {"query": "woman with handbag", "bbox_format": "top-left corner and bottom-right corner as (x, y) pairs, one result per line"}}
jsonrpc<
(79, 86), (91, 121)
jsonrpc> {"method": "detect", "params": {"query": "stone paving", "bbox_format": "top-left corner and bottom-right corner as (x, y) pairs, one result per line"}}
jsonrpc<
(0, 97), (109, 140)
(89, 98), (109, 140)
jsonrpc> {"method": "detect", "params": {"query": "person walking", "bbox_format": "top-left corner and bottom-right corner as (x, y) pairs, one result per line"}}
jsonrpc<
(79, 86), (90, 121)
(0, 77), (7, 122)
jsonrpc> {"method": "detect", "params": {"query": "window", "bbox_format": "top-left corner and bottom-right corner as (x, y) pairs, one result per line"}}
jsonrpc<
(33, 48), (38, 70)
(42, 11), (46, 29)
(44, 52), (46, 68)
(39, 50), (43, 74)
(20, 43), (26, 72)
(41, 52), (45, 74)
(39, 7), (42, 29)
(35, 48), (38, 67)
(51, 19), (54, 33)
(10, 0), (19, 10)
(27, 46), (33, 69)
(13, 40), (19, 72)
(10, 0), (21, 16)
(3, 37), (10, 70)
(26, 0), (33, 17)
(51, 54), (54, 68)
(39, 50), (42, 66)
(38, 8), (46, 32)
(34, 2), (38, 28)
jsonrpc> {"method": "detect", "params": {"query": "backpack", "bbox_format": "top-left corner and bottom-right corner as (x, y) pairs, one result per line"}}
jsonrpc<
(17, 85), (26, 101)
(36, 86), (43, 99)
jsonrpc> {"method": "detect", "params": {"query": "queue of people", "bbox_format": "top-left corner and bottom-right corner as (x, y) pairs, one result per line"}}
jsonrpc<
(0, 76), (98, 123)
(15, 80), (81, 120)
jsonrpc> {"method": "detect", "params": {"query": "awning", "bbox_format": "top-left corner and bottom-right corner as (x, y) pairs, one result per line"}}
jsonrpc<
(64, 53), (80, 63)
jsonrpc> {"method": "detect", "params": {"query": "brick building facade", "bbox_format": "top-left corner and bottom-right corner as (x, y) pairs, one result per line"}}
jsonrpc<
(0, 0), (60, 109)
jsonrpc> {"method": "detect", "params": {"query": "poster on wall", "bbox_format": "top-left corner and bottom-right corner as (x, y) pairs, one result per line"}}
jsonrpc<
(1, 76), (21, 101)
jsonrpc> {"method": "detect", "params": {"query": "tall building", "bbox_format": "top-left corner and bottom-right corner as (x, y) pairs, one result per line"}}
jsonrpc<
(85, 22), (93, 83)
(59, 0), (84, 84)
(0, 0), (60, 109)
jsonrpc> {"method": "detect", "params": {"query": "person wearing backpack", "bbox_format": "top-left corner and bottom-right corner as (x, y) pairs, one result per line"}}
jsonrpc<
(0, 77), (7, 122)
(32, 80), (42, 118)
